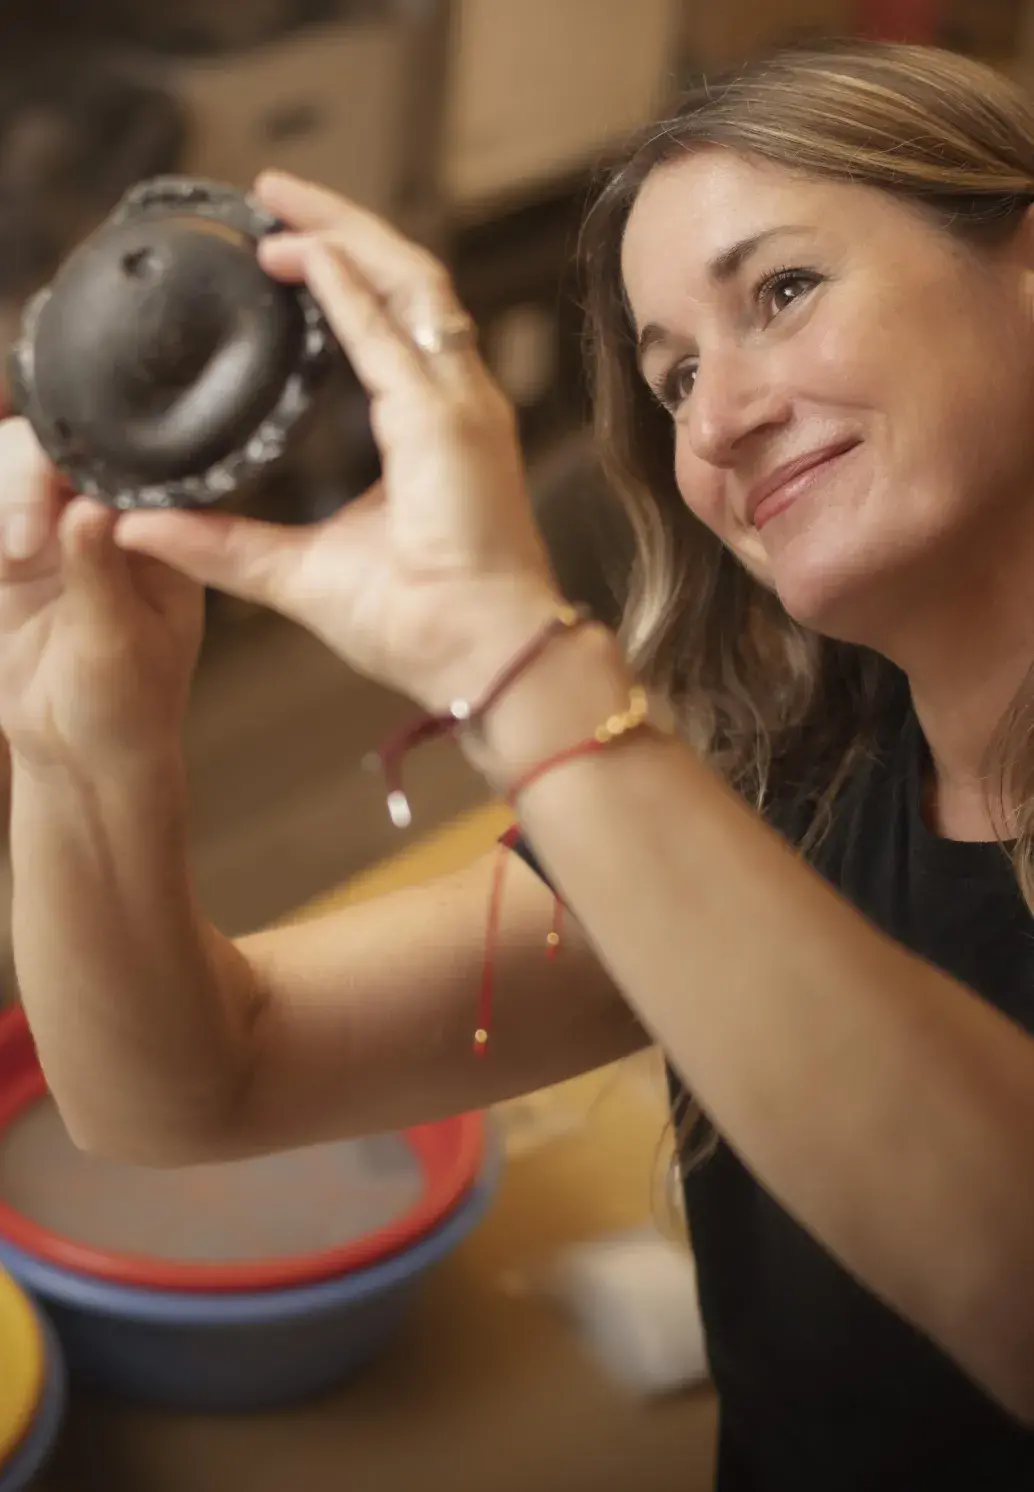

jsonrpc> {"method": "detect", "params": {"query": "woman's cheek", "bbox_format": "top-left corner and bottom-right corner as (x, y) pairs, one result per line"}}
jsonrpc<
(676, 442), (774, 585)
(675, 446), (725, 536)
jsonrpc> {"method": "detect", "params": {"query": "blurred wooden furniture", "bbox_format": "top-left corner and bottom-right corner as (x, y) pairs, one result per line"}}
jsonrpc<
(441, 0), (684, 220)
(167, 1), (454, 248)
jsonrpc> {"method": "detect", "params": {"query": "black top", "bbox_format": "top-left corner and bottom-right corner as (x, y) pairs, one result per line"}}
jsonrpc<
(509, 682), (1034, 1490)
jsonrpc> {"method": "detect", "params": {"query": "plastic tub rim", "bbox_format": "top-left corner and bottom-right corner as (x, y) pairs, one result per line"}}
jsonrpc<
(0, 1136), (502, 1328)
(0, 1005), (484, 1292)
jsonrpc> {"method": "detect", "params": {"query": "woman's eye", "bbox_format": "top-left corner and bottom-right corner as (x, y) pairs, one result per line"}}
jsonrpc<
(655, 361), (698, 413)
(647, 270), (819, 414)
(758, 269), (819, 317)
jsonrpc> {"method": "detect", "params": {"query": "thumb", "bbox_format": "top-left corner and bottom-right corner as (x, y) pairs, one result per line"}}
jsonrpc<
(60, 498), (139, 618)
(114, 508), (313, 614)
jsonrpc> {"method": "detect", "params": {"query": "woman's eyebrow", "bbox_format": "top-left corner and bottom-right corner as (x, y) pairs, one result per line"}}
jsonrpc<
(634, 224), (815, 371)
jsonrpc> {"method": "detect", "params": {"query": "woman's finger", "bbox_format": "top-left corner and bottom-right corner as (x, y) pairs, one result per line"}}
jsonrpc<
(114, 506), (317, 618)
(256, 232), (309, 282)
(0, 417), (66, 571)
(254, 174), (487, 396)
(255, 171), (431, 289)
(255, 171), (456, 311)
(59, 498), (138, 623)
(254, 170), (356, 231)
(302, 242), (437, 401)
(260, 229), (448, 315)
(254, 171), (423, 273)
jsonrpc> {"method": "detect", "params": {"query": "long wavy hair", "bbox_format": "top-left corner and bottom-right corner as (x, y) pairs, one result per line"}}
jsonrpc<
(579, 40), (1034, 1166)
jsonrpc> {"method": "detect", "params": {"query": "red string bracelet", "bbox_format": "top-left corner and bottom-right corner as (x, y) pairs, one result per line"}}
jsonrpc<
(367, 607), (651, 1059)
(472, 684), (650, 1057)
(366, 602), (592, 830)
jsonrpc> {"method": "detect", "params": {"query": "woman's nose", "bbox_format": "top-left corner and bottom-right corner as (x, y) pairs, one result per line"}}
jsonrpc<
(686, 350), (792, 467)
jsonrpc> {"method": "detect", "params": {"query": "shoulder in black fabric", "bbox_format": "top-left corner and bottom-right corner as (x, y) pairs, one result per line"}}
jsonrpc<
(682, 684), (1034, 1490)
(506, 833), (552, 892)
(505, 702), (1034, 1483)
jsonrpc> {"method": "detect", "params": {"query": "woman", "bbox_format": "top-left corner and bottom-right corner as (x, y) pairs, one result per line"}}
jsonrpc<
(1, 37), (1033, 1490)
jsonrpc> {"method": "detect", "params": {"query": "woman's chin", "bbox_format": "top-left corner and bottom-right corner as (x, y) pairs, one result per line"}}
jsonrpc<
(766, 547), (887, 642)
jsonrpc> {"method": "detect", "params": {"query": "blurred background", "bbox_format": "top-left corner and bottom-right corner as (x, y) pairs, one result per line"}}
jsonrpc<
(0, 0), (1029, 980)
(0, 5), (1030, 1492)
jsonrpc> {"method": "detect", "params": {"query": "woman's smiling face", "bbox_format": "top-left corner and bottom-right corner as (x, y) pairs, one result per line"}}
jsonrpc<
(621, 148), (1034, 643)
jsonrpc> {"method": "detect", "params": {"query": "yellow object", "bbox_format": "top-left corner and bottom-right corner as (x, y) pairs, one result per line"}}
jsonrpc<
(594, 685), (649, 745)
(290, 801), (515, 920)
(0, 1266), (45, 1468)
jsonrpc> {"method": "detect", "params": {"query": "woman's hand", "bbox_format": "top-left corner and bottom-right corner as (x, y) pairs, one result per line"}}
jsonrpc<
(113, 171), (563, 713)
(0, 419), (204, 772)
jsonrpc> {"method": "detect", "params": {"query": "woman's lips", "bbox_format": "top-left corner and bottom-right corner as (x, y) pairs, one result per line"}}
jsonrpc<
(752, 442), (860, 531)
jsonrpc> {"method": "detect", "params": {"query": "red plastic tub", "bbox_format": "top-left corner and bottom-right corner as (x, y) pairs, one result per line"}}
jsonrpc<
(0, 1005), (484, 1293)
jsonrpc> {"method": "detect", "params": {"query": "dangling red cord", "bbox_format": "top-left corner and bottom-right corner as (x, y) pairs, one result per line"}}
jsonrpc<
(473, 686), (649, 1057)
(367, 598), (650, 1059)
(471, 821), (570, 1057)
(471, 826), (520, 1056)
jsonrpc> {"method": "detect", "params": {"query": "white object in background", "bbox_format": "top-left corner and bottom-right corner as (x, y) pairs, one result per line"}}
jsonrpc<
(493, 1087), (588, 1159)
(443, 0), (683, 214)
(546, 1225), (710, 1397)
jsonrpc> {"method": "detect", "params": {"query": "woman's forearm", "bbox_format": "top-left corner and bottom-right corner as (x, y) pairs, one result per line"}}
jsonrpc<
(10, 749), (257, 1163)
(471, 624), (1034, 1422)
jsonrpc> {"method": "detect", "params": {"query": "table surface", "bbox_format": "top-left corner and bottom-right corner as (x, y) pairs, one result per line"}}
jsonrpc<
(37, 804), (717, 1492)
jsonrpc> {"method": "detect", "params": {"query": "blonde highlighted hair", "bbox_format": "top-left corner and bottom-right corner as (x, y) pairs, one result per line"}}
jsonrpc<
(579, 40), (1034, 1164)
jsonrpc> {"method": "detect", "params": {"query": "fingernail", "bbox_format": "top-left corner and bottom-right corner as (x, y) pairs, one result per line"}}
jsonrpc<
(4, 506), (47, 561)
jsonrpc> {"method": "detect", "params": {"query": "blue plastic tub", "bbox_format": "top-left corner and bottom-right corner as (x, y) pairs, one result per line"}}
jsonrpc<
(0, 1152), (500, 1413)
(0, 1308), (67, 1492)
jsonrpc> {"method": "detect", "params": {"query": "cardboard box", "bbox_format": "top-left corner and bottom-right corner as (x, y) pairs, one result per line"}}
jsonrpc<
(442, 0), (684, 214)
(169, 21), (412, 219)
